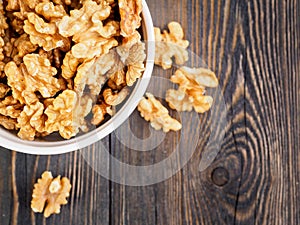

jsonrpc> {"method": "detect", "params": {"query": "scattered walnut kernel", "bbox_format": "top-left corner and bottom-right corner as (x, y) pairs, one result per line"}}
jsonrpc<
(138, 93), (182, 132)
(166, 89), (193, 112)
(31, 171), (71, 218)
(179, 66), (219, 88)
(154, 22), (189, 69)
(166, 67), (218, 113)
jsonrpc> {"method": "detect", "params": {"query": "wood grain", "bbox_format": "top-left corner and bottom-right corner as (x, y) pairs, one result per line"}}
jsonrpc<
(0, 0), (299, 225)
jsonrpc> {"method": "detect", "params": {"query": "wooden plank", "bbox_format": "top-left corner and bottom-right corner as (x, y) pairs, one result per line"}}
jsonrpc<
(0, 147), (12, 225)
(111, 0), (244, 224)
(241, 0), (299, 224)
(110, 0), (299, 225)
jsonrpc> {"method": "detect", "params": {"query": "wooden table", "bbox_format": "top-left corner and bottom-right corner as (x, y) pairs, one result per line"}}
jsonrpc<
(0, 0), (299, 224)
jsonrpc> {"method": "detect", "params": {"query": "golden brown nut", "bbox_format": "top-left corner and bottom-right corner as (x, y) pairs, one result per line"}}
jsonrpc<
(179, 66), (219, 88)
(58, 0), (111, 38)
(58, 0), (119, 59)
(24, 13), (70, 51)
(166, 89), (193, 112)
(109, 70), (126, 87)
(4, 54), (61, 104)
(59, 0), (119, 41)
(118, 0), (143, 37)
(31, 171), (71, 218)
(124, 42), (146, 86)
(91, 102), (111, 125)
(17, 101), (45, 140)
(114, 40), (146, 86)
(61, 51), (83, 79)
(187, 90), (214, 113)
(138, 93), (182, 132)
(7, 0), (50, 20)
(154, 22), (189, 69)
(0, 2), (8, 36)
(0, 62), (5, 78)
(52, 0), (72, 6)
(0, 36), (6, 78)
(120, 30), (141, 49)
(88, 16), (119, 39)
(0, 37), (4, 61)
(71, 37), (118, 59)
(44, 90), (93, 139)
(74, 51), (115, 96)
(0, 115), (17, 130)
(103, 87), (129, 106)
(4, 62), (26, 103)
(6, 0), (19, 12)
(13, 34), (38, 57)
(12, 21), (24, 35)
(3, 38), (15, 59)
(2, 37), (23, 65)
(44, 90), (78, 139)
(0, 96), (23, 118)
(23, 54), (61, 98)
(35, 2), (67, 22)
(0, 83), (10, 99)
(166, 67), (218, 113)
(53, 49), (62, 68)
(73, 94), (93, 133)
(81, 0), (115, 4)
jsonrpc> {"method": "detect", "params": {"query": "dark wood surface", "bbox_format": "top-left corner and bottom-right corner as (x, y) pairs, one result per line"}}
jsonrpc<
(0, 0), (299, 224)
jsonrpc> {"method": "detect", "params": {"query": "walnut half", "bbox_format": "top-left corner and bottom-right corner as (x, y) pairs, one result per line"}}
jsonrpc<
(154, 22), (189, 70)
(31, 171), (72, 218)
(166, 66), (218, 113)
(138, 93), (182, 132)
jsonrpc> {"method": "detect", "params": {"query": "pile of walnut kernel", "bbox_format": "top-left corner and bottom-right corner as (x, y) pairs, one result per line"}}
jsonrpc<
(0, 0), (145, 140)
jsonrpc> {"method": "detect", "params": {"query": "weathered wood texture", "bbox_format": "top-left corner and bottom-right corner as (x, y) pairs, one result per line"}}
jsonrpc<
(0, 0), (299, 224)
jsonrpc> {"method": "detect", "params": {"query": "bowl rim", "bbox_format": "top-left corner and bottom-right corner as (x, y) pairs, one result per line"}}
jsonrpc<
(0, 0), (155, 155)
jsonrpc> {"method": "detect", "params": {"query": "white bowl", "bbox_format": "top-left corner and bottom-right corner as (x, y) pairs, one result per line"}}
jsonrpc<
(0, 0), (155, 155)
